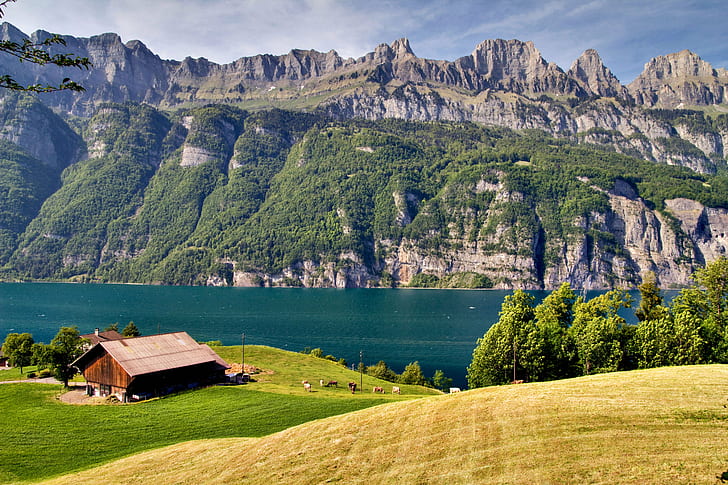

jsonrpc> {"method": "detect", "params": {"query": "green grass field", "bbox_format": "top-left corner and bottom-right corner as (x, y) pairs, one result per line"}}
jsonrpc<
(0, 366), (39, 381)
(0, 345), (438, 483)
(40, 364), (728, 485)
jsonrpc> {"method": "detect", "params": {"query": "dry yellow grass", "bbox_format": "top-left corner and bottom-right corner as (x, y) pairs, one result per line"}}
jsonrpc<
(41, 365), (728, 485)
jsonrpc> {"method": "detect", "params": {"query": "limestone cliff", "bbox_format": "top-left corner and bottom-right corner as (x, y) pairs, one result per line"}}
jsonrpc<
(628, 50), (728, 107)
(2, 23), (727, 173)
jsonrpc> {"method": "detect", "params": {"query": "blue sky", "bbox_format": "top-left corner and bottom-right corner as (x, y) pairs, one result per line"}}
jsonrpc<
(3, 0), (726, 84)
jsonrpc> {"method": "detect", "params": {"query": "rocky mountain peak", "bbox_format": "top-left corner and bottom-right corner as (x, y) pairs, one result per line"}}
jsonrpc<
(568, 48), (626, 98)
(628, 50), (727, 107)
(372, 38), (415, 63)
(638, 49), (715, 81)
(391, 38), (414, 57)
(470, 39), (545, 78)
(0, 21), (26, 42)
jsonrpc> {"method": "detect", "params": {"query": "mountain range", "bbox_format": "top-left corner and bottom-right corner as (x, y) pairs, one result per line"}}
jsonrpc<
(0, 23), (727, 289)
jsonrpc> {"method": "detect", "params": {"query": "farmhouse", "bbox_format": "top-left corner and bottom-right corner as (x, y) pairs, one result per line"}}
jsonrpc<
(80, 328), (124, 350)
(72, 331), (229, 402)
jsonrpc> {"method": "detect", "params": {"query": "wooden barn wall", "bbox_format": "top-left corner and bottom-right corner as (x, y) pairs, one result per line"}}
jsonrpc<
(82, 352), (132, 388)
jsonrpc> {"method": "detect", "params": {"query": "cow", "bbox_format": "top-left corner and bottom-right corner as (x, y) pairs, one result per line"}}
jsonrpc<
(325, 380), (338, 388)
(303, 382), (312, 392)
(373, 386), (385, 393)
(511, 379), (524, 385)
(449, 387), (461, 393)
(320, 379), (325, 387)
(348, 382), (357, 394)
(392, 386), (401, 394)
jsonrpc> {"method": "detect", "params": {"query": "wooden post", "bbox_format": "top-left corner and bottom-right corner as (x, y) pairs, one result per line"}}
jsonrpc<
(242, 333), (245, 373)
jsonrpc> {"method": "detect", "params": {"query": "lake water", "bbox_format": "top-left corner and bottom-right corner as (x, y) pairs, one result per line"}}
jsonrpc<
(0, 283), (645, 388)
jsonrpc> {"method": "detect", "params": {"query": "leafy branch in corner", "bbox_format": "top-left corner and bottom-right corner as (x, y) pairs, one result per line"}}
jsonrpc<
(0, 0), (91, 92)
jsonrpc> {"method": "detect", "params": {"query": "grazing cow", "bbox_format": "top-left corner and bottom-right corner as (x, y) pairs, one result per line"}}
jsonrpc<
(392, 386), (401, 394)
(348, 382), (357, 394)
(449, 387), (461, 393)
(303, 382), (312, 392)
(372, 386), (384, 393)
(511, 379), (524, 385)
(320, 379), (325, 387)
(326, 380), (338, 388)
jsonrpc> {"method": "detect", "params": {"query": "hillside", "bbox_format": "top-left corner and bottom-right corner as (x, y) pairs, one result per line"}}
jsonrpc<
(1, 24), (728, 288)
(39, 365), (728, 484)
(0, 345), (439, 483)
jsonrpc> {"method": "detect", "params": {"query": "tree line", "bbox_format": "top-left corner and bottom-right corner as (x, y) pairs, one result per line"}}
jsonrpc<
(1, 321), (140, 386)
(301, 346), (453, 391)
(467, 257), (728, 388)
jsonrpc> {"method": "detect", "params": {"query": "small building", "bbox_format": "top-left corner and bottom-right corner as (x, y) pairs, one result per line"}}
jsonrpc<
(0, 351), (8, 368)
(80, 328), (124, 350)
(72, 331), (229, 402)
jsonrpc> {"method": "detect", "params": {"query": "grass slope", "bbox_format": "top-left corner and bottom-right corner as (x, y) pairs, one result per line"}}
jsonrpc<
(39, 365), (728, 485)
(0, 346), (436, 484)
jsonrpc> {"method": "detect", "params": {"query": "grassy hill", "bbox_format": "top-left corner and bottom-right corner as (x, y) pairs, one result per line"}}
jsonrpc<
(0, 345), (437, 484)
(36, 364), (728, 485)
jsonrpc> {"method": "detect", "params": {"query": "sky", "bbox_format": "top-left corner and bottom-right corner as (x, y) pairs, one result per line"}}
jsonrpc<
(2, 0), (726, 84)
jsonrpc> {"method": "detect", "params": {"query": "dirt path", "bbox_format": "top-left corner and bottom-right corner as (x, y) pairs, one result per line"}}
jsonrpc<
(0, 378), (101, 404)
(0, 377), (62, 384)
(58, 386), (109, 405)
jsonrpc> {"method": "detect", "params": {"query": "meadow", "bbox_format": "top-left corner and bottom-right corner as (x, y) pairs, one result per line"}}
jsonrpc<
(0, 345), (438, 483)
(38, 364), (728, 485)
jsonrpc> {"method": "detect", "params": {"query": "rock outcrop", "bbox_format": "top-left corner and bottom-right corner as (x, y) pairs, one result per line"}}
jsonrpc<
(2, 22), (728, 173)
(568, 49), (628, 99)
(628, 50), (728, 107)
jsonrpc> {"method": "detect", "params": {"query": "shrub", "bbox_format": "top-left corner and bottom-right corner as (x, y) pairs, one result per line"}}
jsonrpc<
(38, 369), (52, 378)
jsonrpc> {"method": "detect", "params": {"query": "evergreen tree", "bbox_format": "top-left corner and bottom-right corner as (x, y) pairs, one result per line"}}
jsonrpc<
(122, 321), (141, 337)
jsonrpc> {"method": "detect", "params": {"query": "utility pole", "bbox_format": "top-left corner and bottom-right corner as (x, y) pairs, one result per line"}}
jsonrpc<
(359, 349), (363, 393)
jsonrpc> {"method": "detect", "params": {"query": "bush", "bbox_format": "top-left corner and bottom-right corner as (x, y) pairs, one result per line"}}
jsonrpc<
(407, 273), (440, 288)
(38, 368), (52, 378)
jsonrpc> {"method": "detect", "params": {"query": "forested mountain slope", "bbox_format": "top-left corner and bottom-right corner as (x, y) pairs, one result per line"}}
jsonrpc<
(1, 99), (726, 288)
(0, 24), (727, 288)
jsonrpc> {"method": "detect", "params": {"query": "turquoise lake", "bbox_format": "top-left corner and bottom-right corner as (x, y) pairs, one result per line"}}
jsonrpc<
(0, 283), (644, 387)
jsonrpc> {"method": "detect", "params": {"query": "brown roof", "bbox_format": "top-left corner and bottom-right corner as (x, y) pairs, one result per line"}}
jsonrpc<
(80, 330), (124, 345)
(74, 331), (229, 377)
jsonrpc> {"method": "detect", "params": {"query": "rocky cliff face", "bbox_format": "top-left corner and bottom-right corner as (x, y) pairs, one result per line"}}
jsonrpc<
(227, 174), (727, 290)
(0, 93), (84, 169)
(1, 24), (728, 289)
(2, 23), (727, 173)
(628, 50), (728, 107)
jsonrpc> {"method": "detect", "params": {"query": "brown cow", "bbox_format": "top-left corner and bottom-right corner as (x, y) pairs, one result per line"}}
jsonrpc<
(348, 382), (357, 394)
(373, 386), (385, 393)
